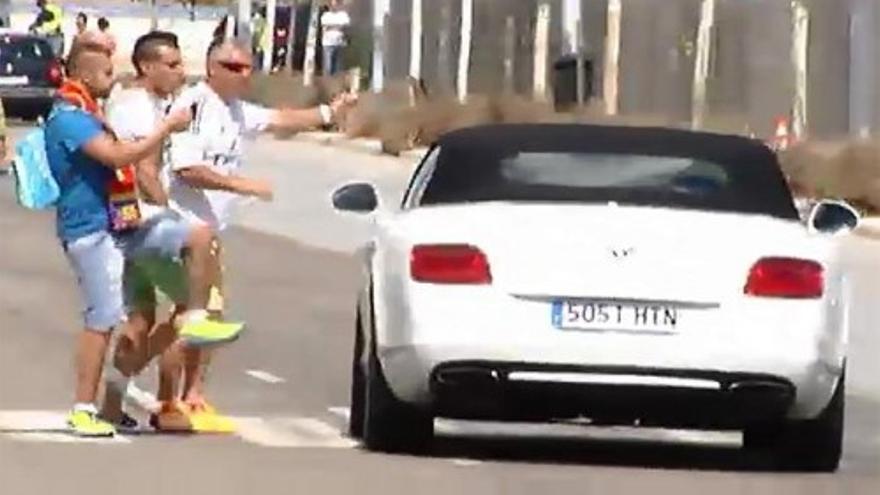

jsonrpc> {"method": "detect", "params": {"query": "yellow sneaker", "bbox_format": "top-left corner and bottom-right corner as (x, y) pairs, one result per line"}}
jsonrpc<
(178, 318), (244, 347)
(67, 409), (116, 437)
(149, 402), (194, 433)
(186, 401), (236, 434)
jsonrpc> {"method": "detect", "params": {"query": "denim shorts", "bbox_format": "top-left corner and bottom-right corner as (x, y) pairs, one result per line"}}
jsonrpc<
(62, 211), (191, 331)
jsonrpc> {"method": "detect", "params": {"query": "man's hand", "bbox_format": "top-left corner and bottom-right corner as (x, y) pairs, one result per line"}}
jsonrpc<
(176, 166), (274, 202)
(329, 93), (358, 123)
(163, 107), (193, 134)
(243, 178), (274, 202)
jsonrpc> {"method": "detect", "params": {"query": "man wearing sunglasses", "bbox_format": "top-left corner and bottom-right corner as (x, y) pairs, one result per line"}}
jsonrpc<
(160, 37), (356, 428)
(101, 31), (228, 432)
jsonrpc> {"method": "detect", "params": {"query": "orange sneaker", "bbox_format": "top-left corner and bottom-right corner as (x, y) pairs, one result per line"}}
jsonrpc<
(185, 400), (236, 434)
(149, 401), (194, 433)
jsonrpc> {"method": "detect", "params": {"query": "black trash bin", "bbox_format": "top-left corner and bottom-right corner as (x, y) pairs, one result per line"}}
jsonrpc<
(553, 54), (594, 111)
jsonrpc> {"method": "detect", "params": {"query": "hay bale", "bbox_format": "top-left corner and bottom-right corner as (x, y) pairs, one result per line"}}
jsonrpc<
(779, 138), (880, 212)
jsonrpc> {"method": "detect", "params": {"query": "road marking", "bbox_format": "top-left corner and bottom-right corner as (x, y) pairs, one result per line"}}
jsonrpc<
(245, 369), (286, 384)
(0, 410), (131, 444)
(233, 416), (356, 448)
(6, 432), (131, 444)
(451, 459), (483, 467)
(125, 381), (160, 412)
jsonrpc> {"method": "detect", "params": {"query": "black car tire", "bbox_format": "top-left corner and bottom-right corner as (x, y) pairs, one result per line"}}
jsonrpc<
(743, 373), (845, 472)
(347, 310), (366, 439)
(362, 308), (433, 454)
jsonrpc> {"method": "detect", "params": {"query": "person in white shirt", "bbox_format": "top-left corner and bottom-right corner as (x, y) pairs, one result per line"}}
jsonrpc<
(103, 31), (226, 432)
(320, 0), (350, 76)
(165, 37), (356, 423)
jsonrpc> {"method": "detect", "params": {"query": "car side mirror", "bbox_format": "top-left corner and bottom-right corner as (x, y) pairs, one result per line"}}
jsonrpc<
(331, 182), (378, 213)
(808, 200), (861, 235)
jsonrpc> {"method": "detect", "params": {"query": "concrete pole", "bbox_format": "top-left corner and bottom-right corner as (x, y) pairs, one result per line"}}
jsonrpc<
(562, 0), (581, 54)
(261, 0), (276, 73)
(237, 0), (252, 45)
(150, 0), (158, 31)
(503, 15), (516, 94)
(691, 0), (715, 130)
(409, 0), (423, 80)
(791, 0), (810, 139)
(286, 4), (297, 74)
(849, 0), (876, 137)
(372, 0), (391, 92)
(457, 0), (473, 103)
(437, 2), (453, 94)
(533, 3), (551, 102)
(603, 0), (622, 115)
(576, 19), (585, 105)
(304, 0), (321, 86)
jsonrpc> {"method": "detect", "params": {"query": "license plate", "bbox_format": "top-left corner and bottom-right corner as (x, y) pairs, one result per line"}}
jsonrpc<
(552, 300), (680, 333)
(0, 76), (28, 86)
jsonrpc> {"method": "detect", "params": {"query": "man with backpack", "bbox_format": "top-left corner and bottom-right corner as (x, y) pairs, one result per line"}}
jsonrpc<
(37, 40), (246, 437)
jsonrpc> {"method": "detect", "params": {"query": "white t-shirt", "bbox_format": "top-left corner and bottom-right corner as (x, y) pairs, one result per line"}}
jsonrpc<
(167, 82), (274, 232)
(105, 86), (171, 220)
(321, 10), (350, 47)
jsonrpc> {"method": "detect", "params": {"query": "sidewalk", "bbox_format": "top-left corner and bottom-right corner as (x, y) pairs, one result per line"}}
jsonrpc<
(291, 131), (429, 163)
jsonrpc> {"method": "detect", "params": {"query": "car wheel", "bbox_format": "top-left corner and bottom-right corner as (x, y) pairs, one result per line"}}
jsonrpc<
(347, 310), (366, 439)
(744, 373), (845, 472)
(362, 320), (433, 454)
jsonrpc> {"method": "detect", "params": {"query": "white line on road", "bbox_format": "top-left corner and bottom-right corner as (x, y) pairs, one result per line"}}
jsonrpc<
(125, 381), (160, 412)
(0, 410), (131, 444)
(233, 416), (356, 448)
(245, 369), (286, 384)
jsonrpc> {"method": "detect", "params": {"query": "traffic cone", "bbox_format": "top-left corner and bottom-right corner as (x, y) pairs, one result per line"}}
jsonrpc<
(770, 116), (791, 151)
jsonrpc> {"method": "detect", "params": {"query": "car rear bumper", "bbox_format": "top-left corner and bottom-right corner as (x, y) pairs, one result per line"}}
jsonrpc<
(378, 341), (843, 423)
(427, 361), (795, 429)
(0, 86), (55, 103)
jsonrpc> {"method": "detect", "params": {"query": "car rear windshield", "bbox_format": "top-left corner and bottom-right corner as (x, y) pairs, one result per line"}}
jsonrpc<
(419, 148), (799, 219)
(0, 36), (53, 62)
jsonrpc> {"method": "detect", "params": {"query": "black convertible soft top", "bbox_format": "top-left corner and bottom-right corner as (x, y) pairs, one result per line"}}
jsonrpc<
(420, 124), (800, 220)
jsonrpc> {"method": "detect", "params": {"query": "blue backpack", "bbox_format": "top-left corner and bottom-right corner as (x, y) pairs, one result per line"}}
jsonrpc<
(11, 104), (70, 210)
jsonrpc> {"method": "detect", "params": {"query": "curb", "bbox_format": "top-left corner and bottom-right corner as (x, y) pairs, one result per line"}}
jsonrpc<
(291, 131), (428, 162)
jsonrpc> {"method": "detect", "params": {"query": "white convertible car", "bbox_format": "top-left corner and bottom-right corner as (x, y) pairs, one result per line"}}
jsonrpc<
(331, 124), (859, 471)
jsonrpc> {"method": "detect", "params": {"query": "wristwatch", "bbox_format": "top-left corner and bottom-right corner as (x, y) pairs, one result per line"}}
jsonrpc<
(319, 104), (333, 125)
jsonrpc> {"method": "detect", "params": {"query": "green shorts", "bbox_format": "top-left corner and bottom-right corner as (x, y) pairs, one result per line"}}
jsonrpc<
(123, 255), (188, 312)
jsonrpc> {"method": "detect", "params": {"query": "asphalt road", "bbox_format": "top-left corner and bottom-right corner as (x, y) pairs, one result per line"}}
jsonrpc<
(0, 137), (878, 494)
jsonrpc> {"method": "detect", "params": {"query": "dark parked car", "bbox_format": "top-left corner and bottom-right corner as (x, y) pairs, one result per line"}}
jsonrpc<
(0, 30), (63, 120)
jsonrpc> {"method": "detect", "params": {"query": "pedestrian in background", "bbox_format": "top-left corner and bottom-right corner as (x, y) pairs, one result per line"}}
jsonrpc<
(96, 17), (117, 56)
(320, 0), (350, 76)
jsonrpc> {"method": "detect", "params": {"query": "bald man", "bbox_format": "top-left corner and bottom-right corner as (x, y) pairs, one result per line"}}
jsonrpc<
(43, 42), (245, 437)
(159, 37), (356, 428)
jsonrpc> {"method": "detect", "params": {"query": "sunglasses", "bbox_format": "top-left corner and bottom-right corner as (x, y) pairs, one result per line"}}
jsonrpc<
(218, 61), (252, 74)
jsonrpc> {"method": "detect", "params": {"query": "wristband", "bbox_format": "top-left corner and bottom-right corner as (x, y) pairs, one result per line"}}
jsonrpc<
(319, 104), (333, 125)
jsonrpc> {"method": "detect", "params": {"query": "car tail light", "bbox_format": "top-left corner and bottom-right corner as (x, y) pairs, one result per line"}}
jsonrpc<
(744, 257), (824, 299)
(47, 59), (62, 87)
(410, 244), (492, 284)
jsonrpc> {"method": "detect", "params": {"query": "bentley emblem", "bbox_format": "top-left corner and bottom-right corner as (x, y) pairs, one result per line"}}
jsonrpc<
(610, 247), (635, 258)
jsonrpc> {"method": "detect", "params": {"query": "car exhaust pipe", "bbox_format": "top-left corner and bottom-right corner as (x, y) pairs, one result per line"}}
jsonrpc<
(728, 380), (792, 395)
(434, 366), (502, 388)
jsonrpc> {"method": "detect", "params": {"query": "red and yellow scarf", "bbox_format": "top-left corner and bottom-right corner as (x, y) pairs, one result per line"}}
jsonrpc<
(57, 78), (141, 231)
(56, 79), (103, 117)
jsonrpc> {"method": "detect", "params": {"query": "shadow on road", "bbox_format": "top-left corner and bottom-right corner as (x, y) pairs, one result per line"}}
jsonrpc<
(371, 393), (879, 474)
(426, 433), (778, 472)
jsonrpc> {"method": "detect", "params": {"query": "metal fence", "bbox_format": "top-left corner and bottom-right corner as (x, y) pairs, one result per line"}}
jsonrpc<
(337, 0), (880, 140)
